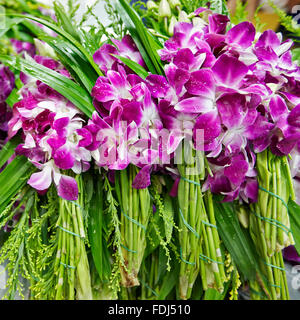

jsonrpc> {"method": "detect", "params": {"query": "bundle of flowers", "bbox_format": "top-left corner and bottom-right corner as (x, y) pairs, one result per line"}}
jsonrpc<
(0, 0), (299, 301)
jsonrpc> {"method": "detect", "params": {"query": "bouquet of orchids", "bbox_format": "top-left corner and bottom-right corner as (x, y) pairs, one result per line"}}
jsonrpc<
(0, 0), (299, 300)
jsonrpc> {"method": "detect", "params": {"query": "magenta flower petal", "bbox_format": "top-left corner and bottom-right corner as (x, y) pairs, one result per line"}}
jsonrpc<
(255, 29), (280, 50)
(57, 175), (78, 201)
(217, 93), (246, 128)
(224, 158), (249, 186)
(122, 101), (143, 126)
(53, 147), (75, 170)
(93, 43), (118, 73)
(132, 165), (152, 189)
(28, 165), (52, 191)
(243, 179), (258, 203)
(175, 96), (214, 113)
(165, 64), (190, 95)
(208, 14), (230, 34)
(193, 111), (221, 144)
(283, 245), (300, 263)
(173, 48), (195, 70)
(212, 54), (248, 88)
(288, 104), (300, 128)
(226, 21), (255, 49)
(269, 95), (288, 122)
(92, 83), (115, 102)
(185, 69), (215, 99)
(146, 74), (170, 98)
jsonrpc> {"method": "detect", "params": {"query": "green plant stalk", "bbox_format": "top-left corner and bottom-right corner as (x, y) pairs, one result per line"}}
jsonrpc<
(72, 200), (93, 300)
(177, 145), (225, 299)
(116, 165), (151, 287)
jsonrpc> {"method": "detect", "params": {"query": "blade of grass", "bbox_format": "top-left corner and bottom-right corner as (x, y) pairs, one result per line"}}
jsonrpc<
(0, 54), (95, 118)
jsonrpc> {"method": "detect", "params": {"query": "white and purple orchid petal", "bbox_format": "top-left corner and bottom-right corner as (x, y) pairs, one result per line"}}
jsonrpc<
(254, 46), (278, 64)
(288, 104), (300, 128)
(226, 21), (255, 49)
(245, 115), (274, 141)
(47, 135), (67, 152)
(77, 128), (93, 147)
(57, 175), (78, 201)
(255, 30), (280, 50)
(243, 179), (259, 203)
(122, 101), (143, 127)
(275, 39), (294, 57)
(212, 54), (248, 88)
(146, 74), (170, 98)
(164, 63), (190, 95)
(193, 110), (221, 143)
(92, 82), (116, 102)
(167, 130), (184, 154)
(132, 165), (152, 189)
(269, 95), (288, 122)
(28, 165), (52, 191)
(208, 14), (230, 35)
(107, 69), (127, 90)
(185, 69), (215, 99)
(274, 135), (299, 156)
(280, 91), (300, 106)
(173, 48), (195, 70)
(53, 117), (69, 137)
(93, 44), (118, 73)
(217, 93), (246, 128)
(175, 96), (214, 114)
(53, 146), (75, 170)
(224, 157), (249, 186)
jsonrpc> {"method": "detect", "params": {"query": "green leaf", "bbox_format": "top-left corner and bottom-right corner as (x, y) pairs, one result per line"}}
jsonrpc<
(112, 54), (149, 79)
(0, 136), (22, 169)
(53, 1), (82, 42)
(39, 35), (99, 93)
(113, 0), (164, 75)
(88, 175), (111, 281)
(214, 198), (258, 280)
(0, 17), (24, 37)
(5, 13), (102, 77)
(288, 199), (300, 256)
(0, 156), (35, 214)
(0, 54), (95, 118)
(157, 261), (179, 300)
(5, 88), (20, 107)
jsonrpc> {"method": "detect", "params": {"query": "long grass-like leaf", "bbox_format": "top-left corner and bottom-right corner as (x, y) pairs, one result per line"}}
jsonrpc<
(0, 54), (95, 118)
(214, 198), (258, 280)
(0, 136), (22, 169)
(0, 156), (35, 213)
(88, 175), (111, 281)
(112, 54), (149, 79)
(288, 199), (300, 256)
(39, 35), (99, 93)
(4, 13), (102, 76)
(112, 0), (164, 75)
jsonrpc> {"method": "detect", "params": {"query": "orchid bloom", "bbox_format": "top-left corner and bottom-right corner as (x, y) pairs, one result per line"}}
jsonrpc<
(7, 56), (89, 200)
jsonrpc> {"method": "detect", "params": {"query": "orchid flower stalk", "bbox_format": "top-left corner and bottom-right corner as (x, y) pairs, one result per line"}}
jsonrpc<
(115, 165), (151, 287)
(40, 174), (92, 300)
(177, 144), (226, 299)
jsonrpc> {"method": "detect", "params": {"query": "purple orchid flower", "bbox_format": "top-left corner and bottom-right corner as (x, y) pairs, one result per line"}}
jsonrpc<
(7, 55), (90, 201)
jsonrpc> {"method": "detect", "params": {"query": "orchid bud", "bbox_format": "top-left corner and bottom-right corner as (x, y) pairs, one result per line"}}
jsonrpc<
(146, 0), (158, 11)
(168, 0), (180, 9)
(192, 17), (207, 29)
(168, 16), (177, 36)
(237, 207), (249, 229)
(34, 39), (57, 59)
(178, 10), (190, 22)
(158, 0), (171, 19)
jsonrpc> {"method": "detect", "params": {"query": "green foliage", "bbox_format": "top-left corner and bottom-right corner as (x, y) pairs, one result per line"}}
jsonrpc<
(268, 0), (300, 38)
(230, 0), (248, 25)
